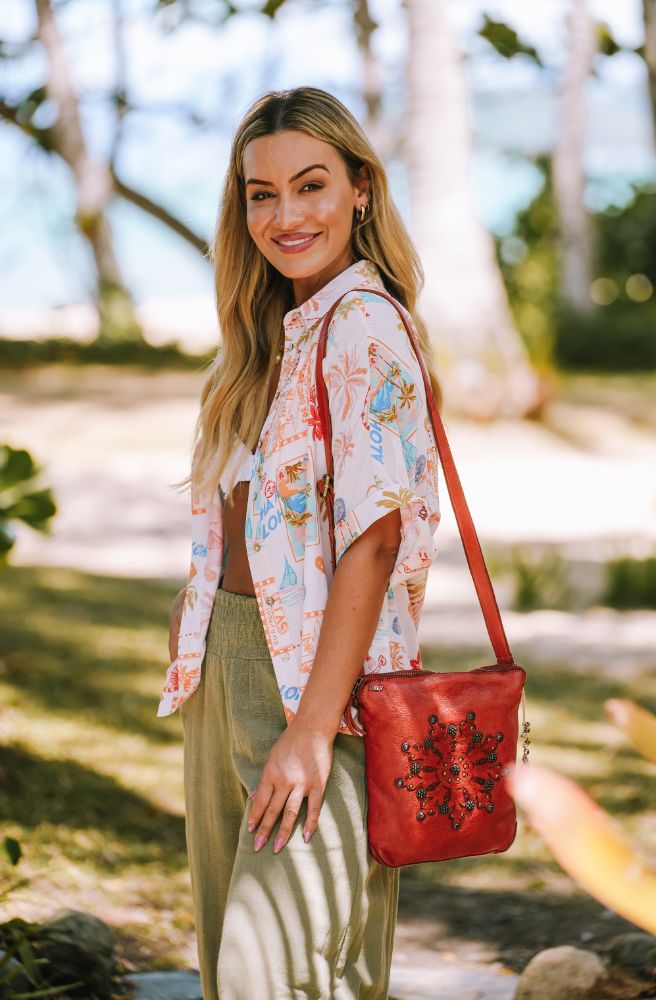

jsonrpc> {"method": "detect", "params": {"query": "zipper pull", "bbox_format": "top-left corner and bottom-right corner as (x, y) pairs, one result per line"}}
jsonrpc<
(351, 675), (365, 706)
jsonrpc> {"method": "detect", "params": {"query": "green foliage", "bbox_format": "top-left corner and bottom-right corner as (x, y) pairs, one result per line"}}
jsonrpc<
(506, 545), (573, 612)
(603, 557), (656, 610)
(477, 16), (544, 66)
(497, 156), (558, 369)
(2, 838), (21, 868)
(0, 838), (84, 998)
(553, 301), (656, 370)
(0, 447), (56, 563)
(498, 159), (656, 373)
(0, 917), (84, 998)
(0, 336), (212, 370)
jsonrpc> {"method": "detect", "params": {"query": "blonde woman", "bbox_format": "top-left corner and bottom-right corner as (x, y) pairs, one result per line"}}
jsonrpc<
(159, 86), (442, 1000)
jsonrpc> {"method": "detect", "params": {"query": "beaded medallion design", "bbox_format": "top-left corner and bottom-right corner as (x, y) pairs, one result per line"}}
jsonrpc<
(393, 710), (509, 829)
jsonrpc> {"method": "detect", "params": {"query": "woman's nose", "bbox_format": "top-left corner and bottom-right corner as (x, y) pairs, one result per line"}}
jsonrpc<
(274, 194), (304, 230)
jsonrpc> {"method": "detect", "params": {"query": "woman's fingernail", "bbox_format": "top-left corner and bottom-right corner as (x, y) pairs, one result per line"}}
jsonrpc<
(273, 836), (284, 854)
(247, 820), (255, 832)
(247, 789), (256, 801)
(303, 828), (311, 843)
(254, 835), (266, 852)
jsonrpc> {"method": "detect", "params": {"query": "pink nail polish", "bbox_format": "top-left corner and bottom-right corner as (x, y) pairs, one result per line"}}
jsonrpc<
(273, 836), (284, 854)
(254, 835), (265, 852)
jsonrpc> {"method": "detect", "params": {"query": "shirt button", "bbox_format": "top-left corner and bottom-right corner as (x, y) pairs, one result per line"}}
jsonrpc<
(265, 596), (275, 606)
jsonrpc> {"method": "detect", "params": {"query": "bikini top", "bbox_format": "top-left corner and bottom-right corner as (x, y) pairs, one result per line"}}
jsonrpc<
(218, 436), (256, 498)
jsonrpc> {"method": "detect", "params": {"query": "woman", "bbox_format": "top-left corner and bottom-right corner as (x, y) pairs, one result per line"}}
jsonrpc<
(159, 86), (442, 1000)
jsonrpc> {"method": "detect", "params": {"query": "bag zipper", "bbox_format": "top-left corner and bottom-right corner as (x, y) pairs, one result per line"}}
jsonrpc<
(349, 665), (531, 763)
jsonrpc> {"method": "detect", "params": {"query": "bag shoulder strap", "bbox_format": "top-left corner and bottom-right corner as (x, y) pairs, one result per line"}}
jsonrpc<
(314, 284), (515, 667)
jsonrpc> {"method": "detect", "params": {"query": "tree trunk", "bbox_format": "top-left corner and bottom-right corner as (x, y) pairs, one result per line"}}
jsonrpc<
(643, 0), (656, 145)
(553, 0), (596, 314)
(402, 0), (542, 419)
(35, 0), (142, 339)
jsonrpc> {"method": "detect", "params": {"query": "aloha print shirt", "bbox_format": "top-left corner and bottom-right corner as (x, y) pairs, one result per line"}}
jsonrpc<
(157, 257), (442, 736)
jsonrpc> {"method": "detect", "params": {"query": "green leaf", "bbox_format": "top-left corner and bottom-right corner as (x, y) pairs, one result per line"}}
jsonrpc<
(2, 835), (22, 866)
(0, 447), (38, 490)
(7, 489), (57, 529)
(478, 16), (544, 67)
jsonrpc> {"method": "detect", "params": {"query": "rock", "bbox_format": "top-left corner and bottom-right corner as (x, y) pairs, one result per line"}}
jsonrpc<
(606, 931), (656, 981)
(514, 944), (608, 1000)
(33, 908), (118, 999)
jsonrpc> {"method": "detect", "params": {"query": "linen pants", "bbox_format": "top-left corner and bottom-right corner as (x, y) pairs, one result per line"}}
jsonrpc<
(180, 586), (400, 1000)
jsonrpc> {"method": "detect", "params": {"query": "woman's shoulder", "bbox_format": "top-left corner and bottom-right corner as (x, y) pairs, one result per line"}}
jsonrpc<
(325, 285), (419, 372)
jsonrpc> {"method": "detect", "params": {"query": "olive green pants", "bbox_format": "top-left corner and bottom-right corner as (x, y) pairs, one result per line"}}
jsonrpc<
(180, 587), (400, 1000)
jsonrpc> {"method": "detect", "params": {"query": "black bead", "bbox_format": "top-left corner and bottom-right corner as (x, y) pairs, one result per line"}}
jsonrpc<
(439, 803), (449, 814)
(486, 803), (494, 812)
(424, 738), (434, 749)
(417, 811), (426, 821)
(395, 778), (405, 788)
(466, 711), (475, 721)
(487, 751), (497, 762)
(496, 732), (504, 742)
(450, 764), (460, 774)
(416, 788), (426, 799)
(452, 821), (461, 830)
(428, 714), (437, 725)
(465, 800), (475, 811)
(447, 723), (457, 737)
(401, 741), (410, 752)
(473, 731), (483, 742)
(410, 762), (421, 775)
(484, 779), (494, 791)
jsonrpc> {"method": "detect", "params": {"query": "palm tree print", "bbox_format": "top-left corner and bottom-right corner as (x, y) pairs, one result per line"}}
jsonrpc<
(326, 345), (368, 421)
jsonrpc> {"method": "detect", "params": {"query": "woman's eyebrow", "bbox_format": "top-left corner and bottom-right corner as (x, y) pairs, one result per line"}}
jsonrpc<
(245, 163), (330, 187)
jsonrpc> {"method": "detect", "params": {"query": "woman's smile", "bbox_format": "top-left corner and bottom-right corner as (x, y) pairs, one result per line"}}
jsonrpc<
(272, 232), (322, 253)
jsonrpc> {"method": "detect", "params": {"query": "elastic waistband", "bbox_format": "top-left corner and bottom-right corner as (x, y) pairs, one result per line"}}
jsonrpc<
(205, 587), (272, 660)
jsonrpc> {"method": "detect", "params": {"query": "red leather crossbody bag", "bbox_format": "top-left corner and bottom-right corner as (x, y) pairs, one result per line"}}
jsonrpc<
(315, 285), (531, 868)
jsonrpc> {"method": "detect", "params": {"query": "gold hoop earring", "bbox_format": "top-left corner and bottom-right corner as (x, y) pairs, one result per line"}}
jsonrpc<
(358, 203), (368, 223)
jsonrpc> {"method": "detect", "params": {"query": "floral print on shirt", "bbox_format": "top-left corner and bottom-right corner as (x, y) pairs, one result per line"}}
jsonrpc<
(157, 258), (441, 736)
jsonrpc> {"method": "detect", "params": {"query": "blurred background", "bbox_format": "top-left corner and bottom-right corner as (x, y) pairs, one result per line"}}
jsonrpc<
(1, 1), (655, 997)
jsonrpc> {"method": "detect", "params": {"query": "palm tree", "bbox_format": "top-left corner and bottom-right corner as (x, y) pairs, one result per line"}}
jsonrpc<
(401, 0), (543, 419)
(553, 0), (596, 314)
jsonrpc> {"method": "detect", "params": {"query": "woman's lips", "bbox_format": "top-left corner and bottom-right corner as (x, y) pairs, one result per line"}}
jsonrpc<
(272, 232), (321, 254)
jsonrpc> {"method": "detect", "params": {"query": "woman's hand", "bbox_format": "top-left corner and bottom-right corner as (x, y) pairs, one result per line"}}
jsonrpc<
(168, 587), (187, 661)
(247, 718), (336, 854)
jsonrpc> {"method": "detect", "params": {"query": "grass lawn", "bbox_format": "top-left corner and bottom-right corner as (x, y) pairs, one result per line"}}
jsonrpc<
(1, 562), (655, 973)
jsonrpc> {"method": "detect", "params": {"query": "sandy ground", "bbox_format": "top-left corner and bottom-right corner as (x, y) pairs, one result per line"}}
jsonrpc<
(2, 365), (655, 678)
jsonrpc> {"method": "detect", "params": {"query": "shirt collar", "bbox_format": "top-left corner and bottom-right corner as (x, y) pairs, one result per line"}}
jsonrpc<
(283, 258), (386, 338)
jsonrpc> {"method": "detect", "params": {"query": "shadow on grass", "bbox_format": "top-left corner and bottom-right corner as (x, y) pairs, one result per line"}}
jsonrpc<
(0, 565), (182, 743)
(0, 743), (187, 867)
(397, 876), (639, 973)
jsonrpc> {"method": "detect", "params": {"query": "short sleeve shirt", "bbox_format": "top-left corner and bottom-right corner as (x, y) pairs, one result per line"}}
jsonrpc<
(157, 258), (441, 736)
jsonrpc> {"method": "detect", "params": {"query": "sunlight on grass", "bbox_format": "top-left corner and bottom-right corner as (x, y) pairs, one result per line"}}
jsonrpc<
(1, 563), (655, 968)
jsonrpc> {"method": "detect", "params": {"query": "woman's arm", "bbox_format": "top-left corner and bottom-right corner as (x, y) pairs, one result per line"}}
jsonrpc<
(246, 508), (401, 854)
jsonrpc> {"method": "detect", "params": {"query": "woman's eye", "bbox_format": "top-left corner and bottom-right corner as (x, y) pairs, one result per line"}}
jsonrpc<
(249, 181), (323, 202)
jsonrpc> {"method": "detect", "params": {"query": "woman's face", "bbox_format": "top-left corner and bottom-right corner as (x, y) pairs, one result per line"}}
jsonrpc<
(242, 129), (370, 305)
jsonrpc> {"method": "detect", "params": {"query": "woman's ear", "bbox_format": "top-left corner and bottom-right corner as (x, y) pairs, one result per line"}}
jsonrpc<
(355, 163), (372, 202)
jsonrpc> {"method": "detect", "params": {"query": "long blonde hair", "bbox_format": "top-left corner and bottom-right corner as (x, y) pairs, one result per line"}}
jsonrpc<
(188, 85), (442, 501)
